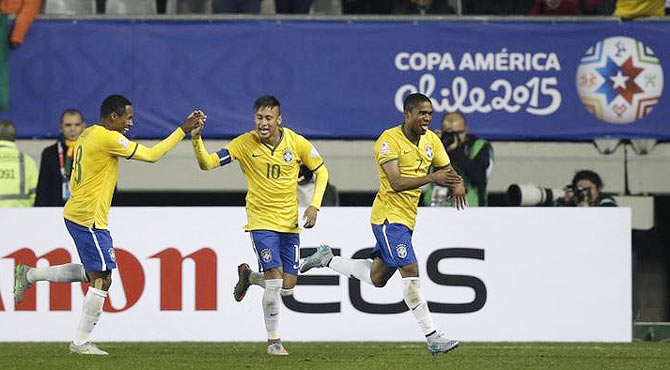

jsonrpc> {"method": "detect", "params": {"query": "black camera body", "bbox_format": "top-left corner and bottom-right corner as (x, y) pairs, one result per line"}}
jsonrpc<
(440, 131), (456, 148)
(567, 185), (593, 204)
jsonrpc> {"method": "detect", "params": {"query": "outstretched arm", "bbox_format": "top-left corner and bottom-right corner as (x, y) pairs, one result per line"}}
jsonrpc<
(129, 111), (205, 163)
(190, 118), (232, 171)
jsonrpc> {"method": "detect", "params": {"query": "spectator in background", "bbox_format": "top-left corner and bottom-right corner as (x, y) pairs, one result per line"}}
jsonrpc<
(276, 0), (313, 13)
(529, 0), (582, 14)
(463, 0), (532, 14)
(342, 0), (392, 13)
(35, 109), (85, 207)
(0, 0), (41, 48)
(0, 120), (37, 207)
(615, 0), (664, 18)
(582, 0), (615, 14)
(212, 0), (261, 13)
(425, 112), (493, 207)
(557, 170), (617, 207)
(392, 0), (455, 14)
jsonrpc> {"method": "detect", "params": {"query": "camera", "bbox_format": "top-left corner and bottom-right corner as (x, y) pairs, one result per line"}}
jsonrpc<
(506, 184), (565, 206)
(568, 185), (593, 205)
(440, 131), (456, 148)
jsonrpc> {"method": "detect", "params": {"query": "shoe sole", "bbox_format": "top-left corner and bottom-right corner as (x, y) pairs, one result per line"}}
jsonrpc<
(233, 263), (251, 302)
(428, 342), (460, 356)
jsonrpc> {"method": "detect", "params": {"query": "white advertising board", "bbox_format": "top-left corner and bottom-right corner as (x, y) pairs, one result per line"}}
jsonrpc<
(0, 207), (631, 342)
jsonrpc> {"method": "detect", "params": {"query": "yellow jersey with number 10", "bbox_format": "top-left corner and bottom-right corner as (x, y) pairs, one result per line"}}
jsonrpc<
(226, 127), (324, 233)
(63, 125), (138, 229)
(371, 125), (450, 230)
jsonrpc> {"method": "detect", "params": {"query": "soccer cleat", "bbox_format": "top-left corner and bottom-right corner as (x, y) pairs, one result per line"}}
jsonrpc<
(299, 245), (334, 273)
(69, 342), (109, 355)
(233, 263), (251, 302)
(266, 339), (289, 356)
(426, 332), (460, 355)
(14, 263), (32, 304)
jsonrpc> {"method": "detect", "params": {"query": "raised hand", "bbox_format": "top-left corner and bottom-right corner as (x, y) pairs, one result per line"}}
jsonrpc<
(181, 110), (207, 134)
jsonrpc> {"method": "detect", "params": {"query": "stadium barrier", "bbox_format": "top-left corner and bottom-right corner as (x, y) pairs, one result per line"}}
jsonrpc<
(0, 207), (630, 342)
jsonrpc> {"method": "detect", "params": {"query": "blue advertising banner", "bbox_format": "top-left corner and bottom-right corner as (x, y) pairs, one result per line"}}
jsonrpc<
(3, 19), (668, 140)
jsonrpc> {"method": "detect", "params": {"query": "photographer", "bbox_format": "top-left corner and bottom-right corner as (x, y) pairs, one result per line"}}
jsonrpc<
(425, 112), (493, 207)
(558, 170), (617, 207)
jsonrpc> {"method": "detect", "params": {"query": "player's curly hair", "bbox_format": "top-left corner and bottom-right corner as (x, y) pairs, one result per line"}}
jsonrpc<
(403, 93), (431, 113)
(100, 94), (131, 119)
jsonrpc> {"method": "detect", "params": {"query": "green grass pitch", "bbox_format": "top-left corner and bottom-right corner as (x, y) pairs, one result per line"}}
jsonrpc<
(1, 342), (669, 370)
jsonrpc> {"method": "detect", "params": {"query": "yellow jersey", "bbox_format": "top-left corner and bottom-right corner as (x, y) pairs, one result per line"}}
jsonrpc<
(63, 125), (139, 229)
(371, 125), (450, 230)
(225, 128), (324, 233)
(615, 0), (664, 18)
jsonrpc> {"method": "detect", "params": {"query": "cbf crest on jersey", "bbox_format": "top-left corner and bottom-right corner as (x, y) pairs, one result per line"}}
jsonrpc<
(424, 144), (433, 159)
(283, 149), (293, 163)
(396, 243), (408, 259)
(261, 249), (273, 263)
(576, 36), (663, 124)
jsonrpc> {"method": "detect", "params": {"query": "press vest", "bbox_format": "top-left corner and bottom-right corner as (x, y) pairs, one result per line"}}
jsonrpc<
(0, 140), (38, 207)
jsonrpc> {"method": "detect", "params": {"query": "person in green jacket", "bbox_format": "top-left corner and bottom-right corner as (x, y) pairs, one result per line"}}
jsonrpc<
(0, 120), (37, 207)
(424, 112), (493, 207)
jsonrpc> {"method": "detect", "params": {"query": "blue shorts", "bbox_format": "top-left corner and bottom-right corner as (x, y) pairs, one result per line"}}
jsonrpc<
(249, 230), (299, 275)
(371, 221), (417, 268)
(65, 219), (117, 272)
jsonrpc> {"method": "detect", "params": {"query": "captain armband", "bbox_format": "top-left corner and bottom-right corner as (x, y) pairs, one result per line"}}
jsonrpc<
(216, 149), (232, 166)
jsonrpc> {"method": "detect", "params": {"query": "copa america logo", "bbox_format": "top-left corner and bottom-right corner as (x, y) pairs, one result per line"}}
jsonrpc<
(576, 36), (663, 124)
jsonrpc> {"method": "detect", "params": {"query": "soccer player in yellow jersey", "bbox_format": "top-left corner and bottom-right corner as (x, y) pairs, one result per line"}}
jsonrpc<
(301, 93), (466, 355)
(191, 95), (329, 356)
(13, 94), (204, 355)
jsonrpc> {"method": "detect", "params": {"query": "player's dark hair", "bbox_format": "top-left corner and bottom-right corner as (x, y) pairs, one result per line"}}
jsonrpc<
(572, 170), (603, 190)
(403, 93), (431, 113)
(60, 108), (84, 124)
(100, 95), (131, 119)
(254, 95), (281, 113)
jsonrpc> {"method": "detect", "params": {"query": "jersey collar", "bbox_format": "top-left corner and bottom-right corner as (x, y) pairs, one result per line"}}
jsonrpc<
(399, 124), (420, 147)
(261, 128), (285, 155)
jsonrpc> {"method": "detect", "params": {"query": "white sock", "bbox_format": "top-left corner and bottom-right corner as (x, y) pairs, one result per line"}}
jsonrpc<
(402, 277), (436, 337)
(249, 271), (266, 288)
(263, 279), (282, 340)
(328, 256), (373, 286)
(73, 287), (107, 345)
(280, 288), (293, 297)
(27, 263), (87, 283)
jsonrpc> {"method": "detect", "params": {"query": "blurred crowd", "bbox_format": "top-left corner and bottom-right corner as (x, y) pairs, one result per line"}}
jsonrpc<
(0, 0), (667, 48)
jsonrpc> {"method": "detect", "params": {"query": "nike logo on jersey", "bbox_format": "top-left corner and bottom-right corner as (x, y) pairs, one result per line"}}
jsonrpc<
(252, 153), (262, 158)
(402, 149), (413, 154)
